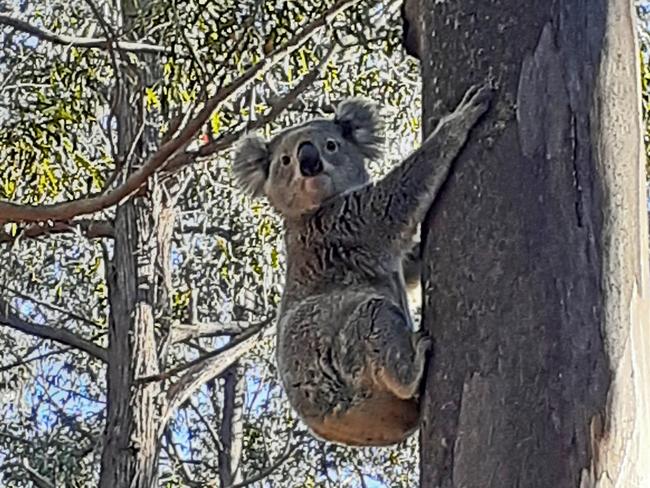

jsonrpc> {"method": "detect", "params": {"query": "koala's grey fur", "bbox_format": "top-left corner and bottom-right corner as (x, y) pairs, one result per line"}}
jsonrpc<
(232, 84), (492, 446)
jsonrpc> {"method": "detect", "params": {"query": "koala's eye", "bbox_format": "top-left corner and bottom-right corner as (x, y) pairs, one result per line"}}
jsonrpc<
(281, 155), (291, 166)
(325, 140), (337, 152)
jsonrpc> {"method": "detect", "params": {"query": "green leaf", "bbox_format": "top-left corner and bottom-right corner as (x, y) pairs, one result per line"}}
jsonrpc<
(145, 87), (161, 111)
(210, 111), (222, 135)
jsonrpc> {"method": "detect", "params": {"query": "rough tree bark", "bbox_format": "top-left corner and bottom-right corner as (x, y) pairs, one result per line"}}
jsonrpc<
(218, 363), (245, 487)
(408, 0), (650, 486)
(98, 1), (171, 485)
(100, 188), (171, 487)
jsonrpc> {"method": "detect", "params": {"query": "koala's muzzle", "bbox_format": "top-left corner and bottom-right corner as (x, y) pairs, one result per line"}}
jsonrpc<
(297, 142), (323, 177)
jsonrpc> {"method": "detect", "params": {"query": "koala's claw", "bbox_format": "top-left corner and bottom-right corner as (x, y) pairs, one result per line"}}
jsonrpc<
(449, 83), (493, 129)
(460, 83), (493, 109)
(415, 333), (433, 355)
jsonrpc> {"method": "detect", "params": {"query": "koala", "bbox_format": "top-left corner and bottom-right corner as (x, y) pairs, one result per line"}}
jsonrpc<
(232, 84), (492, 446)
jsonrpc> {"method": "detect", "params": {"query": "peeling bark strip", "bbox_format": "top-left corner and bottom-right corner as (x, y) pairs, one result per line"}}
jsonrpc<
(416, 0), (650, 487)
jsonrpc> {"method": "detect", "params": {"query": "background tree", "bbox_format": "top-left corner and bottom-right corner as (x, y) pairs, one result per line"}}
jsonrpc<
(404, 0), (650, 486)
(0, 0), (423, 486)
(1, 0), (648, 487)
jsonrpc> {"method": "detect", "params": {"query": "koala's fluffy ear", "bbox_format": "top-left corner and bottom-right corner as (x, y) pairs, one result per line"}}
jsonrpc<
(334, 98), (384, 160)
(232, 135), (270, 198)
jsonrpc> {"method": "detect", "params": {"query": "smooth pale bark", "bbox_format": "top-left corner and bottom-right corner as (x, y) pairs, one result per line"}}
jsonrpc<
(412, 1), (650, 486)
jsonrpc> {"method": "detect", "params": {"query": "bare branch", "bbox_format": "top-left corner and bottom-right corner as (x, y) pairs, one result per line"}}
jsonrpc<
(0, 300), (108, 362)
(159, 320), (275, 428)
(353, 464), (369, 488)
(226, 441), (300, 488)
(164, 43), (337, 173)
(0, 284), (103, 328)
(0, 347), (69, 372)
(171, 320), (253, 343)
(0, 219), (114, 243)
(163, 429), (201, 487)
(24, 466), (53, 488)
(177, 223), (235, 241)
(80, 0), (124, 164)
(0, 14), (170, 54)
(139, 317), (273, 384)
(187, 400), (225, 453)
(0, 0), (359, 223)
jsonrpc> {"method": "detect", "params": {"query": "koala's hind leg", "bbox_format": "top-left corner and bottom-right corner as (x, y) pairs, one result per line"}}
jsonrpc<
(347, 298), (431, 399)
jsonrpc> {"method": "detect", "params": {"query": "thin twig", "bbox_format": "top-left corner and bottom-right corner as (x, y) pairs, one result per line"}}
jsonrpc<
(165, 42), (336, 173)
(0, 14), (170, 54)
(0, 284), (104, 328)
(225, 441), (300, 488)
(0, 299), (108, 362)
(19, 460), (55, 488)
(82, 0), (124, 165)
(0, 347), (69, 373)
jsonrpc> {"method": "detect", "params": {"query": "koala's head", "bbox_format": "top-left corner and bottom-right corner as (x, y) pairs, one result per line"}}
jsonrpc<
(232, 98), (383, 219)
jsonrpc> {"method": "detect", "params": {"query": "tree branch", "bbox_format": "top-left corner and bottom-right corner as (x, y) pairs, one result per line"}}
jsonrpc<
(0, 219), (114, 243)
(225, 441), (300, 488)
(163, 429), (201, 487)
(0, 14), (170, 54)
(0, 0), (358, 223)
(187, 400), (225, 453)
(139, 317), (273, 384)
(158, 319), (275, 429)
(0, 347), (69, 373)
(23, 463), (55, 488)
(0, 284), (103, 328)
(0, 285), (105, 329)
(0, 300), (108, 362)
(164, 42), (336, 173)
(171, 320), (254, 343)
(176, 223), (236, 241)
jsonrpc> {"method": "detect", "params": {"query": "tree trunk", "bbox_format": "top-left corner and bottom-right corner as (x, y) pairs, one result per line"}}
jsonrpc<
(414, 1), (650, 486)
(100, 193), (168, 488)
(98, 1), (171, 485)
(218, 363), (245, 487)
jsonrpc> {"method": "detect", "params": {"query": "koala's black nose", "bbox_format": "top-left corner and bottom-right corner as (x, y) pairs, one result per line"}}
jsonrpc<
(297, 142), (322, 177)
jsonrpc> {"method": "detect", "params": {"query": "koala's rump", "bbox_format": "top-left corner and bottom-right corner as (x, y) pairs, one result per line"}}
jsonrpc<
(307, 393), (419, 446)
(277, 291), (419, 446)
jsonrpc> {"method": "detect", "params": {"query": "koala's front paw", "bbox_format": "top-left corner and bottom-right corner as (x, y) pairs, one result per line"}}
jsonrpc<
(454, 83), (493, 127)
